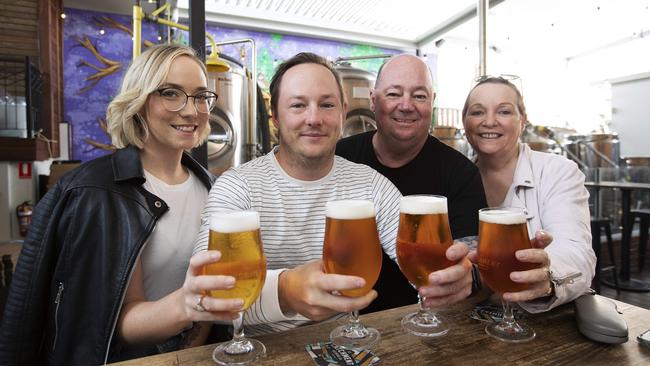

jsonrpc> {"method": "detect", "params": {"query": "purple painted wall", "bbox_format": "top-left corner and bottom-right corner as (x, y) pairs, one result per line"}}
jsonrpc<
(62, 8), (415, 161)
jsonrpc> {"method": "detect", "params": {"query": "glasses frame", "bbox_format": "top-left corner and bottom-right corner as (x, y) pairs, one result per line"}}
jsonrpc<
(472, 74), (523, 96)
(155, 87), (218, 114)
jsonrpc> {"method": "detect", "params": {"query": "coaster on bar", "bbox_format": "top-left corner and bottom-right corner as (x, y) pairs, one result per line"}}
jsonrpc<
(306, 341), (380, 366)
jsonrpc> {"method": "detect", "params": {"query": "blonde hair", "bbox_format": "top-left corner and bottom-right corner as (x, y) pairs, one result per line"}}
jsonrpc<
(106, 44), (212, 149)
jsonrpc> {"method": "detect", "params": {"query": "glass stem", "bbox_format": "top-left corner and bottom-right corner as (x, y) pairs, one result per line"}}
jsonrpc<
(501, 300), (516, 327)
(418, 293), (428, 313)
(349, 310), (361, 327)
(232, 311), (245, 342)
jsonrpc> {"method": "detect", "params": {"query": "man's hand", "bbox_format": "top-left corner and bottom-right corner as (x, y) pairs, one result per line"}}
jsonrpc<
(278, 260), (377, 321)
(419, 243), (472, 307)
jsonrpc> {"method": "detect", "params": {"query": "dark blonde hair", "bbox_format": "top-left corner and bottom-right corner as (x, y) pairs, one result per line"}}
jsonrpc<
(106, 44), (211, 149)
(461, 77), (527, 122)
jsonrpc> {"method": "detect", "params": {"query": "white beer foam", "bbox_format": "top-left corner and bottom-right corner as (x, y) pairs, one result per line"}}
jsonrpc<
(210, 211), (260, 233)
(479, 209), (526, 225)
(326, 200), (375, 220)
(400, 195), (447, 215)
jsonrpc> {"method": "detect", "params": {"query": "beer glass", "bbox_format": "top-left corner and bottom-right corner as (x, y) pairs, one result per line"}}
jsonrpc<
(204, 211), (267, 365)
(322, 200), (383, 349)
(396, 195), (454, 337)
(477, 207), (536, 342)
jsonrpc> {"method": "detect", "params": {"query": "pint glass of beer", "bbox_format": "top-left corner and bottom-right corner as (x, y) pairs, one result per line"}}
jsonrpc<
(322, 200), (382, 350)
(396, 195), (454, 337)
(205, 210), (267, 365)
(478, 207), (536, 342)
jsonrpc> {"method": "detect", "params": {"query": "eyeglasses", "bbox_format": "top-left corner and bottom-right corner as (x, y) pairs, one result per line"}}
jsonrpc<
(155, 87), (218, 114)
(474, 74), (520, 83)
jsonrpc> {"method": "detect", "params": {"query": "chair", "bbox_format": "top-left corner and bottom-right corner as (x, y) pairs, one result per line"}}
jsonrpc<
(590, 217), (620, 294)
(628, 209), (650, 272)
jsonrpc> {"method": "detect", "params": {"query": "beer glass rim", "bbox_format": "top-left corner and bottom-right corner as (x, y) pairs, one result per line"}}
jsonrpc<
(478, 207), (526, 225)
(400, 195), (448, 214)
(209, 210), (260, 233)
(325, 199), (375, 219)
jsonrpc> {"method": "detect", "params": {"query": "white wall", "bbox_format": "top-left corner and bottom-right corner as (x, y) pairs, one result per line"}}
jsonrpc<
(0, 162), (36, 242)
(610, 74), (650, 157)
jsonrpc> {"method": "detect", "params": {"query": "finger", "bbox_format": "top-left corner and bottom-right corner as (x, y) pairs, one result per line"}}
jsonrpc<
(201, 296), (245, 313)
(510, 267), (549, 284)
(446, 243), (469, 261)
(316, 273), (365, 292)
(319, 290), (377, 314)
(421, 271), (472, 298)
(467, 250), (478, 264)
(188, 250), (221, 276)
(530, 230), (553, 249)
(428, 257), (472, 285)
(187, 274), (236, 293)
(423, 285), (472, 307)
(515, 248), (550, 266)
(502, 282), (551, 302)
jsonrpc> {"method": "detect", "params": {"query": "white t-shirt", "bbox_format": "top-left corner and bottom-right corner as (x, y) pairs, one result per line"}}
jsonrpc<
(194, 148), (401, 335)
(142, 169), (208, 301)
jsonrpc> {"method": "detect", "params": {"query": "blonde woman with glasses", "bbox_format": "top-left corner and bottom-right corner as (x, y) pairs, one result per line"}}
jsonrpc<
(0, 45), (241, 365)
(461, 76), (596, 313)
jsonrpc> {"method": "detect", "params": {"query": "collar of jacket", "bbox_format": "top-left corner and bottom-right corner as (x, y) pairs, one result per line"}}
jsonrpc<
(111, 145), (215, 190)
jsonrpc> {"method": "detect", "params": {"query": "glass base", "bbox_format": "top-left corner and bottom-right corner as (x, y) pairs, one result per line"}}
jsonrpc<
(330, 323), (381, 350)
(212, 338), (266, 365)
(485, 321), (536, 343)
(401, 310), (449, 337)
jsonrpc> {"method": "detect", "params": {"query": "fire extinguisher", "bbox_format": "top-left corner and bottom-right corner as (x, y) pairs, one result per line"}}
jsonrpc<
(16, 201), (33, 237)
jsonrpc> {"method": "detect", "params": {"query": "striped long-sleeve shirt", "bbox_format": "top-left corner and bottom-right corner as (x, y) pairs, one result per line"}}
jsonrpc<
(193, 148), (401, 335)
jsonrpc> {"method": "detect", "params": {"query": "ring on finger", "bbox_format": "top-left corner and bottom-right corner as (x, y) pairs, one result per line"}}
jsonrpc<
(195, 294), (207, 312)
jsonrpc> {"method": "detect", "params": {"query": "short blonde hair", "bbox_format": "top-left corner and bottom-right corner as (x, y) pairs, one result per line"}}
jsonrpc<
(106, 44), (212, 149)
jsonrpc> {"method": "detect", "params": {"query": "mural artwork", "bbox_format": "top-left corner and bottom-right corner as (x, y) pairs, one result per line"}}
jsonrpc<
(63, 7), (401, 161)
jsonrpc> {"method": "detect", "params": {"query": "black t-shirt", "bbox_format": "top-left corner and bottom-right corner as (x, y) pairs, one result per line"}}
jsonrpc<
(336, 131), (487, 313)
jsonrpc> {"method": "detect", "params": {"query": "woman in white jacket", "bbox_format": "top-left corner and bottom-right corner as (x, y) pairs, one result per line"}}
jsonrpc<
(462, 76), (596, 312)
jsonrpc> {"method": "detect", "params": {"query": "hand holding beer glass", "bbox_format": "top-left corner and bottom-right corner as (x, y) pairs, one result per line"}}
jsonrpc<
(204, 211), (267, 365)
(322, 200), (383, 350)
(396, 195), (454, 337)
(477, 207), (537, 342)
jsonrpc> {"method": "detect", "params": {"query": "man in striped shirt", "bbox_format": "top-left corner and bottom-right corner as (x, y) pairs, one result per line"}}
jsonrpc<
(193, 52), (472, 336)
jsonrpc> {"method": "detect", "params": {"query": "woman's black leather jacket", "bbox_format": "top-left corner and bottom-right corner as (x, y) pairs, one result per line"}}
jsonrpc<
(0, 146), (215, 365)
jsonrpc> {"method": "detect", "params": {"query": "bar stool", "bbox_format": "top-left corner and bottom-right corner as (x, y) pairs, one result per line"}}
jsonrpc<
(628, 209), (650, 272)
(590, 217), (620, 294)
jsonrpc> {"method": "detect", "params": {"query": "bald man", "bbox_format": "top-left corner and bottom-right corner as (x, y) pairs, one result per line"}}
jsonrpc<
(336, 54), (487, 313)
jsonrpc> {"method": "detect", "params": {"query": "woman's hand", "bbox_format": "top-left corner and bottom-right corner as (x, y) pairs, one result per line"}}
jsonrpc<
(503, 230), (554, 302)
(180, 250), (244, 322)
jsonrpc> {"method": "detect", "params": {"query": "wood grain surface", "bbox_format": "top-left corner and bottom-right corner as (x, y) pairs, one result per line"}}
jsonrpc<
(111, 296), (650, 365)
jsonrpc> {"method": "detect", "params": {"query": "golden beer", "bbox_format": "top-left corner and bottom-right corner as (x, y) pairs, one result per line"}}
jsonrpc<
(396, 196), (454, 288)
(204, 211), (266, 310)
(322, 200), (382, 297)
(477, 208), (536, 294)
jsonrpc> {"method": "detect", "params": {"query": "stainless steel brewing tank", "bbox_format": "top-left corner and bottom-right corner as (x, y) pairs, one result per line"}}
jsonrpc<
(207, 55), (249, 176)
(564, 133), (620, 168)
(431, 126), (470, 157)
(335, 63), (377, 137)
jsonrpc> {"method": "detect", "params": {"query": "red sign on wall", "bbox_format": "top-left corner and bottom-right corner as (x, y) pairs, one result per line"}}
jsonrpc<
(18, 162), (32, 179)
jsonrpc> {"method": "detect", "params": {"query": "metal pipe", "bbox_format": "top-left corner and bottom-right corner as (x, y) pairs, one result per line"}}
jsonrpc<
(133, 3), (144, 59)
(578, 141), (619, 168)
(216, 38), (259, 159)
(477, 1), (486, 73)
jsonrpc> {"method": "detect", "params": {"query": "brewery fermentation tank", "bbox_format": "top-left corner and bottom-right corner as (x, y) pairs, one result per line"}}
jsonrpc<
(207, 54), (248, 176)
(334, 63), (377, 138)
(206, 41), (270, 176)
(565, 133), (620, 168)
(431, 126), (470, 157)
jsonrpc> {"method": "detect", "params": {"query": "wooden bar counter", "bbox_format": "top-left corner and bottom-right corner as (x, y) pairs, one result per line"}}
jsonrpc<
(112, 296), (650, 365)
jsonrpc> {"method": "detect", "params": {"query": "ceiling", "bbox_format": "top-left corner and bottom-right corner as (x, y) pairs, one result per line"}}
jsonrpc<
(65, 0), (650, 56)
